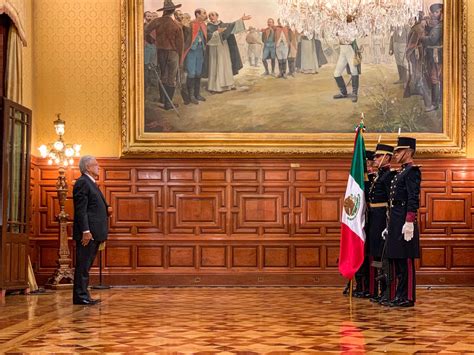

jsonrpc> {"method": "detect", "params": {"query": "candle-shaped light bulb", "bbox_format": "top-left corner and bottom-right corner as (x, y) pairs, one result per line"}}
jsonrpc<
(38, 145), (49, 158)
(398, 127), (401, 136)
(378, 135), (381, 143)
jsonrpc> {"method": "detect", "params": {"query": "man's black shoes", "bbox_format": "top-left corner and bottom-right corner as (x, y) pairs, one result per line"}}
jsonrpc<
(73, 298), (101, 305)
(384, 298), (415, 308)
(369, 295), (382, 303)
(353, 291), (371, 298)
(392, 299), (415, 308)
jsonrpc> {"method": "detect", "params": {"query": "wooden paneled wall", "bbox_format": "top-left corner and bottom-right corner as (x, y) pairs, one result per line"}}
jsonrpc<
(29, 158), (474, 286)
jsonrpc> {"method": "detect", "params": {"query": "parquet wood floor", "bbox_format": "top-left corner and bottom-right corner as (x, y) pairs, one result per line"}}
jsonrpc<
(0, 287), (473, 354)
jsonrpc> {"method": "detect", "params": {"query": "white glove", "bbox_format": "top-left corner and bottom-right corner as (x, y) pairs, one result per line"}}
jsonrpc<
(402, 222), (414, 242)
(381, 228), (388, 240)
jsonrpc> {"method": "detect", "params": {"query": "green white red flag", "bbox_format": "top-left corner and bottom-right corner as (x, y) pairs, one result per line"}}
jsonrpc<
(339, 124), (367, 280)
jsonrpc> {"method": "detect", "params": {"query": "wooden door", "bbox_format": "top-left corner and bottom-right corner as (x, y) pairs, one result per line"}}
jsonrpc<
(1, 98), (32, 292)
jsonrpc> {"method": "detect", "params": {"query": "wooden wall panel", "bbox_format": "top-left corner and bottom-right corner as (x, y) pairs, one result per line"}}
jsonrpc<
(28, 158), (474, 286)
(106, 247), (133, 268)
(232, 247), (258, 268)
(420, 248), (447, 268)
(452, 248), (474, 267)
(295, 247), (320, 268)
(264, 247), (289, 268)
(137, 247), (163, 267)
(201, 247), (227, 268)
(169, 246), (195, 267)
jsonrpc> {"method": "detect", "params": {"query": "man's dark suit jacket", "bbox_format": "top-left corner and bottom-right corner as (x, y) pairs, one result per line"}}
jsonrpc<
(73, 174), (109, 242)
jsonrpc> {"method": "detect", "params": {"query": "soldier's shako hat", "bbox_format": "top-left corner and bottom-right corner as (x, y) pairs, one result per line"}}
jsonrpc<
(366, 150), (375, 161)
(375, 144), (394, 156)
(394, 137), (416, 152)
(157, 0), (182, 12)
(430, 3), (443, 13)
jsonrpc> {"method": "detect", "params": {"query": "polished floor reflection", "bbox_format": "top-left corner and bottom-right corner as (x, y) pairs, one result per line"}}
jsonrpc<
(1, 287), (473, 353)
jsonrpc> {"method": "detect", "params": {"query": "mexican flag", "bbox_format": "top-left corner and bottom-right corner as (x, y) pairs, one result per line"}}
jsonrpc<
(339, 124), (367, 280)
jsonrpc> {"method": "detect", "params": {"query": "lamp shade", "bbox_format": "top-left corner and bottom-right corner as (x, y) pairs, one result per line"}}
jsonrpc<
(54, 114), (65, 136)
(38, 115), (81, 168)
(53, 140), (64, 151)
(38, 145), (49, 158)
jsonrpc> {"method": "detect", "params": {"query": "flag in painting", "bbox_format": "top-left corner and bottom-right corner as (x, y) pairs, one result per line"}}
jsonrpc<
(339, 124), (367, 280)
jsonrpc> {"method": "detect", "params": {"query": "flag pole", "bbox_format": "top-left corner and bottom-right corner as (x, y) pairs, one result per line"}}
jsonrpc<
(351, 113), (363, 303)
(340, 113), (366, 304)
(349, 278), (353, 302)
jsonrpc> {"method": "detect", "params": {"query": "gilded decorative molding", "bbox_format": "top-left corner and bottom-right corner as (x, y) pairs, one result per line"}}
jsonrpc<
(461, 0), (468, 152)
(121, 0), (129, 155)
(122, 145), (466, 158)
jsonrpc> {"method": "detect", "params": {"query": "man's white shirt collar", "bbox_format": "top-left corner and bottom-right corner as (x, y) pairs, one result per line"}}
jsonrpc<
(85, 173), (96, 183)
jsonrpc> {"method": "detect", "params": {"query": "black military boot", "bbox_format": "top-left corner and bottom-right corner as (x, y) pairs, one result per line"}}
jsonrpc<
(181, 83), (190, 105)
(181, 89), (190, 105)
(342, 280), (351, 296)
(288, 58), (296, 76)
(277, 60), (283, 78)
(333, 76), (348, 99)
(423, 89), (434, 112)
(187, 77), (198, 105)
(350, 75), (359, 103)
(353, 276), (364, 298)
(394, 65), (404, 84)
(379, 295), (393, 306)
(164, 85), (175, 111)
(432, 84), (440, 110)
(194, 77), (206, 102)
(400, 66), (407, 83)
(282, 60), (288, 79)
(159, 85), (165, 104)
(262, 60), (270, 75)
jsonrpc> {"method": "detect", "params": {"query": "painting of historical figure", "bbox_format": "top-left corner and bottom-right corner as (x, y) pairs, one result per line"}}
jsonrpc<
(143, 0), (444, 134)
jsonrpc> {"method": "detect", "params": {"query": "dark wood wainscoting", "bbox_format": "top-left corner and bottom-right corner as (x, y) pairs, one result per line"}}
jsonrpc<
(29, 157), (474, 286)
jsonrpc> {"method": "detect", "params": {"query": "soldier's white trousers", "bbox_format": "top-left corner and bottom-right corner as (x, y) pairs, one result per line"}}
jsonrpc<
(334, 44), (358, 77)
(393, 42), (408, 69)
(276, 42), (289, 60)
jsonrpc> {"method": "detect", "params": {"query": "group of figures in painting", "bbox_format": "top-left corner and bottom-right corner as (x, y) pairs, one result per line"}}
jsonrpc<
(143, 0), (443, 115)
(143, 0), (327, 111)
(334, 2), (443, 110)
(344, 137), (422, 308)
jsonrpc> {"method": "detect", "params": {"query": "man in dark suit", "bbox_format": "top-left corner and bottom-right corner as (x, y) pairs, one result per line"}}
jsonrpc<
(73, 155), (111, 305)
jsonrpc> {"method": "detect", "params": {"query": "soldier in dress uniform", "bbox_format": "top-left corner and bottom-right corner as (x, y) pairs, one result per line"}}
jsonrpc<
(385, 137), (422, 308)
(352, 150), (376, 298)
(366, 144), (396, 303)
(366, 150), (377, 175)
(343, 149), (375, 296)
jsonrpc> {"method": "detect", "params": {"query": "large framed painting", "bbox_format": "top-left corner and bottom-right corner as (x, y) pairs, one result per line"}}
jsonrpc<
(121, 0), (466, 157)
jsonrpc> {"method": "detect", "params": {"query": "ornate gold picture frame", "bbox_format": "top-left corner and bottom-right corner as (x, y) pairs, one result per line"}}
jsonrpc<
(121, 0), (465, 157)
